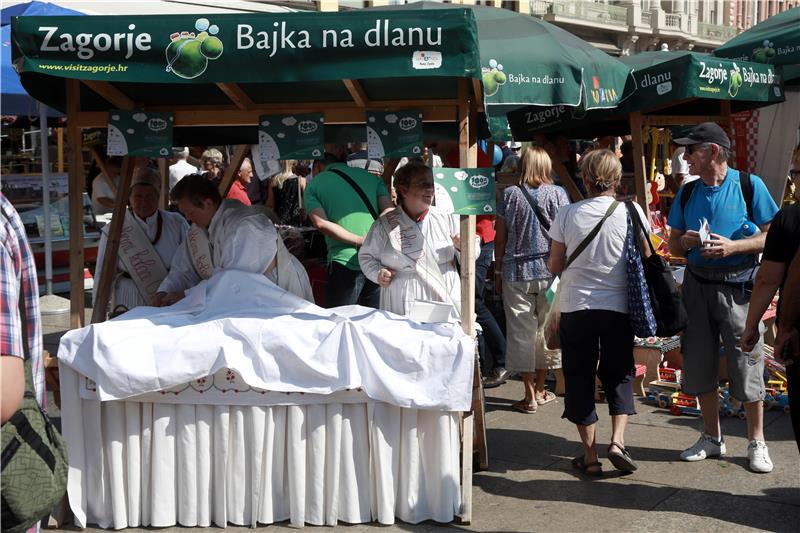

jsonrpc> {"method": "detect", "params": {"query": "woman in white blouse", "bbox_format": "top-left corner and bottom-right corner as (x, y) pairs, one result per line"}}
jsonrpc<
(359, 159), (460, 319)
(548, 149), (650, 477)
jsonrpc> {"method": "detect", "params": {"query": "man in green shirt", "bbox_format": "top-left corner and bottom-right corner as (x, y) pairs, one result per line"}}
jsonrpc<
(306, 156), (392, 308)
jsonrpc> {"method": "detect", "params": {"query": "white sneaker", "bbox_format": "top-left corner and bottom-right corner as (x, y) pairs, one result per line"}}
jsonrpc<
(680, 433), (726, 461)
(747, 440), (774, 473)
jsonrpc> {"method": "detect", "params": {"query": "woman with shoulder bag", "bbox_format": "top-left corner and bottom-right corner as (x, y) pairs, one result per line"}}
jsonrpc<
(548, 149), (651, 476)
(495, 146), (570, 414)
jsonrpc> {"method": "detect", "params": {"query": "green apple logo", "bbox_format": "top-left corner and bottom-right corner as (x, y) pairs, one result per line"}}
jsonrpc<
(166, 18), (224, 79)
(752, 40), (776, 64)
(729, 63), (743, 97)
(482, 58), (507, 97)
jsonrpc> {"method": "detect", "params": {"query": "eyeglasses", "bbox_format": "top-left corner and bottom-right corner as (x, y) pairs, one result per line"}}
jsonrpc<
(685, 144), (706, 155)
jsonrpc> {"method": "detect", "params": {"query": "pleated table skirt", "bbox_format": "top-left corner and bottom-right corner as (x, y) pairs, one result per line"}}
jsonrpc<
(59, 369), (463, 529)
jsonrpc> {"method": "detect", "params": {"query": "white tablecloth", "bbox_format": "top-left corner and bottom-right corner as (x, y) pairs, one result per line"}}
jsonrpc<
(58, 271), (473, 412)
(57, 272), (470, 527)
(60, 365), (462, 529)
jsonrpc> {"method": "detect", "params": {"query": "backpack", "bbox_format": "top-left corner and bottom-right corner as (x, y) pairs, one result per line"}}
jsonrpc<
(0, 219), (68, 533)
(679, 171), (754, 222)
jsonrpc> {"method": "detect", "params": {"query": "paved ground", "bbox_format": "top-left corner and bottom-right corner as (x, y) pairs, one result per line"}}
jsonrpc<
(42, 310), (799, 533)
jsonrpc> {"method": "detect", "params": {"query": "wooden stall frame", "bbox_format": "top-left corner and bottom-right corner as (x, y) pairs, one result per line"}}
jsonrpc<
(66, 79), (85, 329)
(90, 156), (135, 324)
(218, 144), (251, 198)
(66, 75), (490, 525)
(158, 158), (169, 209)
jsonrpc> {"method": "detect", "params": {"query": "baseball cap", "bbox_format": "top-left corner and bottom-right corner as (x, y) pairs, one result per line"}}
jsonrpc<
(673, 122), (731, 150)
(509, 141), (522, 150)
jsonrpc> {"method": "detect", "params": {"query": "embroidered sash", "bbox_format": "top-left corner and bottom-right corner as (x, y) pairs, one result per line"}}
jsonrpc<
(187, 224), (215, 280)
(115, 210), (169, 303)
(380, 208), (461, 318)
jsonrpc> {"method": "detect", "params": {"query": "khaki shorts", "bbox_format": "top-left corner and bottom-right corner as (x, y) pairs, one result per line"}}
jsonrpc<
(503, 279), (561, 372)
(680, 269), (765, 403)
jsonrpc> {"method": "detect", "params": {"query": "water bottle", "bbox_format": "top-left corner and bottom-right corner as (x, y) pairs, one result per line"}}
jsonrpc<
(731, 221), (760, 240)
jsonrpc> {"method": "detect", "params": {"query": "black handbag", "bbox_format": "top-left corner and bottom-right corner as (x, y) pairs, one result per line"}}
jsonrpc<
(625, 202), (687, 337)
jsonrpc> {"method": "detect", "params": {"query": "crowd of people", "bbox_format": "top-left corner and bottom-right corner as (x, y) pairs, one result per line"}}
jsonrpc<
(3, 126), (798, 510)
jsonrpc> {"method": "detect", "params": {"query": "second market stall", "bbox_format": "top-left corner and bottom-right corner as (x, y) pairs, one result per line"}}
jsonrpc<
(506, 50), (786, 212)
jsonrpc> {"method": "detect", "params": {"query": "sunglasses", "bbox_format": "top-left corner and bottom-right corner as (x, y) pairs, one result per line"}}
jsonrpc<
(790, 169), (800, 179)
(685, 144), (706, 155)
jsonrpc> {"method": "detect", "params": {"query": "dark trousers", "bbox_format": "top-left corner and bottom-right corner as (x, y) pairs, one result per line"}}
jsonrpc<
(325, 261), (380, 309)
(787, 353), (800, 454)
(561, 310), (636, 426)
(475, 242), (506, 372)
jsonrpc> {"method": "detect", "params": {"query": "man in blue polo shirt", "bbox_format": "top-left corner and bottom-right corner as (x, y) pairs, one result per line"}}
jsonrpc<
(667, 122), (779, 473)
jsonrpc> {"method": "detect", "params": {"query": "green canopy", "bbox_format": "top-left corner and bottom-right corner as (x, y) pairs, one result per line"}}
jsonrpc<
(714, 7), (800, 67)
(11, 7), (479, 84)
(465, 5), (633, 140)
(10, 1), (632, 141)
(622, 51), (784, 104)
(506, 51), (785, 140)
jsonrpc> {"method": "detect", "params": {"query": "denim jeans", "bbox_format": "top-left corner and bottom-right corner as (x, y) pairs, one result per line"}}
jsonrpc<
(475, 241), (506, 373)
(325, 261), (380, 309)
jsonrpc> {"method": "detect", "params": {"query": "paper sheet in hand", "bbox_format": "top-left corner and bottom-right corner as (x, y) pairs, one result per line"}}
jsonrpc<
(698, 217), (711, 245)
(57, 270), (474, 411)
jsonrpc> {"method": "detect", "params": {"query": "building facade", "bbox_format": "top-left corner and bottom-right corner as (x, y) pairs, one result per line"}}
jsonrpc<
(303, 1), (800, 56)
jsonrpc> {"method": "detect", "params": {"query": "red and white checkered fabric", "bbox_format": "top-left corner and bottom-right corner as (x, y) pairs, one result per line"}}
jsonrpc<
(731, 110), (759, 173)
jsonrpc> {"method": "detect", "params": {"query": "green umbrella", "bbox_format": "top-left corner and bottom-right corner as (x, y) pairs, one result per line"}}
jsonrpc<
(506, 51), (784, 140)
(465, 4), (633, 140)
(714, 7), (800, 67)
(621, 51), (784, 105)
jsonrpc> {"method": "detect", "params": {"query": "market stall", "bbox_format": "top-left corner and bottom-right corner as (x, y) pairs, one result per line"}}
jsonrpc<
(506, 50), (785, 213)
(11, 2), (634, 527)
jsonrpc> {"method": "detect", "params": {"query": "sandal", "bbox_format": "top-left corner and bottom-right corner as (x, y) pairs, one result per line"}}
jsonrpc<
(511, 399), (537, 414)
(607, 442), (638, 472)
(571, 455), (603, 476)
(535, 390), (556, 405)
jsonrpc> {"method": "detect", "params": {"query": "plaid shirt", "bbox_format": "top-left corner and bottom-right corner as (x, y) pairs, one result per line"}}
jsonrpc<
(1, 193), (45, 407)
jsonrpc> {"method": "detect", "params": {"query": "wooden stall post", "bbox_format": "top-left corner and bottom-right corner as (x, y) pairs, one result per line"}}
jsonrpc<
(66, 79), (85, 329)
(457, 77), (486, 525)
(552, 158), (584, 203)
(720, 100), (733, 127)
(159, 158), (169, 209)
(630, 111), (649, 215)
(90, 157), (135, 324)
(90, 146), (113, 182)
(218, 144), (251, 198)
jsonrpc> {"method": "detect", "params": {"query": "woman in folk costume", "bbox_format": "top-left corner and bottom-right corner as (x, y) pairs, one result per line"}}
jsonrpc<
(154, 174), (313, 306)
(358, 158), (463, 523)
(94, 166), (189, 315)
(359, 159), (461, 320)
